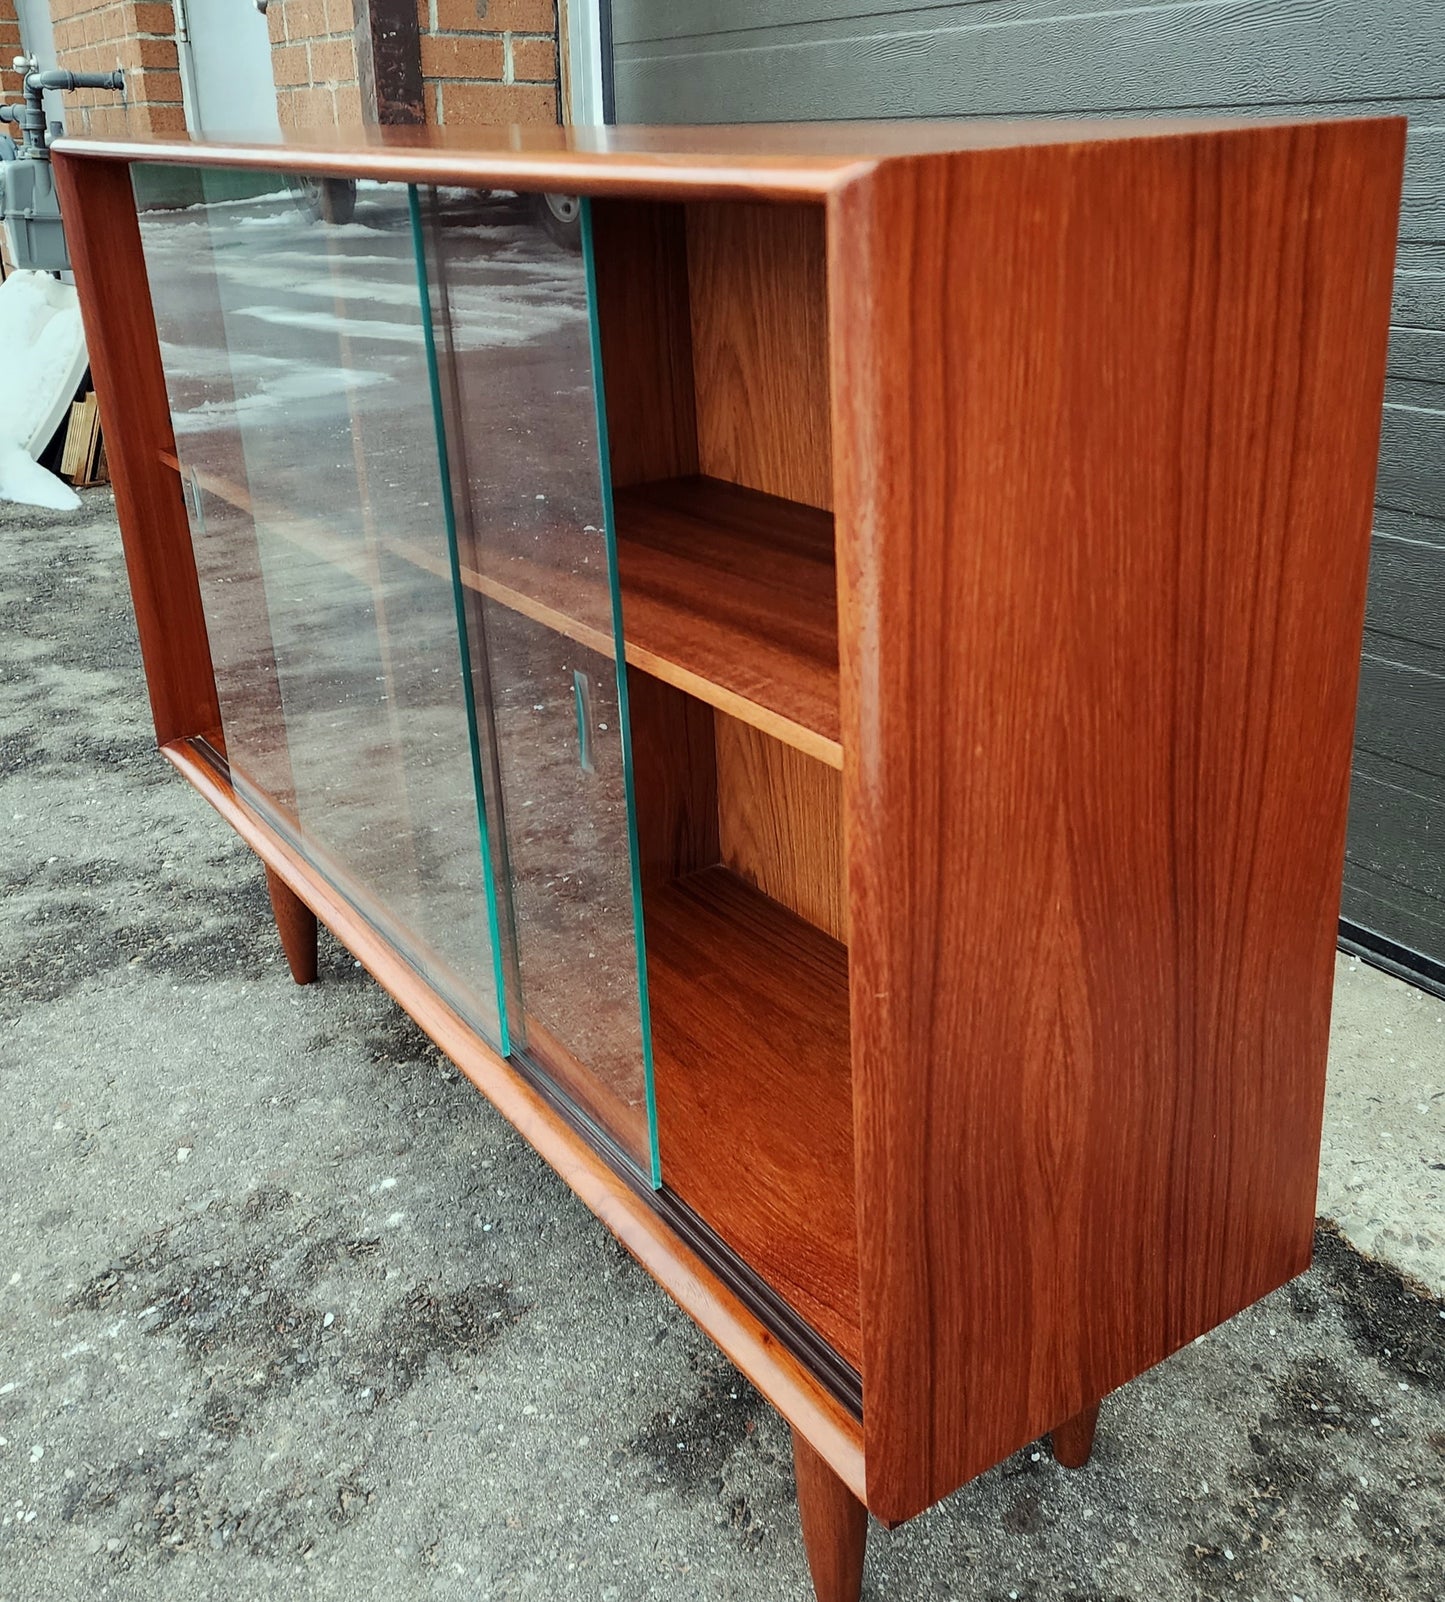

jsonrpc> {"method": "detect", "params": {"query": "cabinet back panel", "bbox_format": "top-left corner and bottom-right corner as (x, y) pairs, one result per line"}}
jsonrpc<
(590, 198), (700, 488)
(716, 713), (846, 944)
(686, 201), (833, 512)
(628, 669), (720, 887)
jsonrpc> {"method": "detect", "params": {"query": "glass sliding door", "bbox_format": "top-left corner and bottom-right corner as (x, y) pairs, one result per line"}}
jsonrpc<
(414, 185), (659, 1184)
(133, 163), (510, 1051)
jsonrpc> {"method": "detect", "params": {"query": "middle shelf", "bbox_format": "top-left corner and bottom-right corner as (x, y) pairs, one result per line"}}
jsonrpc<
(163, 450), (843, 768)
(399, 473), (842, 768)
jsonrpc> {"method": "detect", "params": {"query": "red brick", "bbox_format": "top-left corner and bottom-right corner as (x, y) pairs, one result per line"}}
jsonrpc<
(142, 100), (188, 132)
(272, 42), (309, 85)
(477, 0), (553, 29)
(334, 81), (362, 123)
(281, 83), (336, 128)
(131, 34), (178, 67)
(308, 36), (356, 82)
(322, 0), (352, 33)
(509, 34), (554, 82)
(420, 33), (503, 81)
(440, 79), (553, 125)
(282, 0), (328, 44)
(128, 66), (182, 102)
(132, 2), (176, 32)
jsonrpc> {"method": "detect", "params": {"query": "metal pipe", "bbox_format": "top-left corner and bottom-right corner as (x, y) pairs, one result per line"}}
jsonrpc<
(15, 68), (124, 159)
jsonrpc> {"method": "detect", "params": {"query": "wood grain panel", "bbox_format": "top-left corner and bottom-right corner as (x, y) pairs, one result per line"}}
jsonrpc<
(716, 714), (847, 943)
(591, 199), (699, 488)
(647, 865), (861, 1367)
(686, 201), (833, 511)
(50, 154), (221, 748)
(830, 120), (1405, 1520)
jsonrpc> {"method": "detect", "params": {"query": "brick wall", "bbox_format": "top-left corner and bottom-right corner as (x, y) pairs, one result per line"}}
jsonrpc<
(47, 1), (183, 135)
(1, 0), (23, 116)
(266, 0), (362, 128)
(418, 0), (557, 126)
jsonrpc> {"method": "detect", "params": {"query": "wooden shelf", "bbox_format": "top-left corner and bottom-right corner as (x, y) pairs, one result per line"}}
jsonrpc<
(614, 477), (840, 766)
(399, 476), (841, 766)
(163, 448), (842, 771)
(645, 865), (860, 1368)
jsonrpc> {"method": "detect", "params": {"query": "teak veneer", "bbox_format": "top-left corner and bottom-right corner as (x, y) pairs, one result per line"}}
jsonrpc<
(55, 115), (1404, 1601)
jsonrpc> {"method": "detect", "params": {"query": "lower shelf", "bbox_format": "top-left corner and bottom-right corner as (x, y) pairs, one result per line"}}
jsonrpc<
(645, 865), (861, 1369)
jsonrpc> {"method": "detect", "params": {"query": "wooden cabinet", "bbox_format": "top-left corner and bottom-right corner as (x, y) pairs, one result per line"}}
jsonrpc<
(54, 116), (1404, 1598)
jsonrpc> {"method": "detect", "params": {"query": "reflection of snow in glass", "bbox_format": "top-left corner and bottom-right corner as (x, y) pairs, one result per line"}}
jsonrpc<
(143, 189), (585, 433)
(166, 363), (390, 435)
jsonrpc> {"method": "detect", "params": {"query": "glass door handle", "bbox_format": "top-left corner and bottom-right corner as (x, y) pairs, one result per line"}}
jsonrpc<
(573, 668), (595, 774)
(186, 466), (206, 533)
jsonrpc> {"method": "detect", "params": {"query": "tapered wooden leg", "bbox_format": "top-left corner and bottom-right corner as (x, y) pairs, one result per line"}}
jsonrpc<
(1050, 1402), (1100, 1468)
(265, 867), (317, 985)
(793, 1429), (867, 1602)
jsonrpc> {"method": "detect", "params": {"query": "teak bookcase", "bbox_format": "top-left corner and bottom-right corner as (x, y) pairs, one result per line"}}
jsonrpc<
(53, 117), (1404, 1600)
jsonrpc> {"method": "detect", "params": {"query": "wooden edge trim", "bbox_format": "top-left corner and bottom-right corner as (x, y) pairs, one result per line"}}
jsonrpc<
(51, 138), (871, 202)
(160, 737), (867, 1502)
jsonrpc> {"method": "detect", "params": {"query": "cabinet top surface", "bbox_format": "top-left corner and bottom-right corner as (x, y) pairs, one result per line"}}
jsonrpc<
(52, 115), (1372, 200)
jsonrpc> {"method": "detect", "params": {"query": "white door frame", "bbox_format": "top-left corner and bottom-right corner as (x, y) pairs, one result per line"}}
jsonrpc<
(561, 0), (607, 125)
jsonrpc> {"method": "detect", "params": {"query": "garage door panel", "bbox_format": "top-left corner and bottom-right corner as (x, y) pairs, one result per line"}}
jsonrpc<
(1344, 774), (1445, 924)
(1393, 244), (1445, 330)
(1365, 511), (1445, 657)
(615, 1), (1445, 122)
(1388, 328), (1445, 383)
(1341, 871), (1445, 963)
(1353, 655), (1445, 786)
(1376, 384), (1445, 520)
(613, 0), (1002, 47)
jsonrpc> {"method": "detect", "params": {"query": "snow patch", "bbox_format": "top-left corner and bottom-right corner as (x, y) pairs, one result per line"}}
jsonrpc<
(0, 271), (86, 510)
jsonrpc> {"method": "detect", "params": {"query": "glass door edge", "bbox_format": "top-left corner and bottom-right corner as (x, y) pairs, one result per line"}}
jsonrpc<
(581, 194), (663, 1191)
(407, 182), (515, 1060)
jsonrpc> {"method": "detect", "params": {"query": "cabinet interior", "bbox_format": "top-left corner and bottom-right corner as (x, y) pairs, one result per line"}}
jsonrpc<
(593, 197), (862, 1368)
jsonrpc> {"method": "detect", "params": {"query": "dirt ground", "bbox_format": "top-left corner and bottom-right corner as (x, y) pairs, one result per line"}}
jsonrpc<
(1, 490), (1442, 1601)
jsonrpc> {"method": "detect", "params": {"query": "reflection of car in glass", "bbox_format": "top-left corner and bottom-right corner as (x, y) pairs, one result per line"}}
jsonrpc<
(289, 175), (582, 252)
(529, 190), (580, 251)
(288, 174), (358, 225)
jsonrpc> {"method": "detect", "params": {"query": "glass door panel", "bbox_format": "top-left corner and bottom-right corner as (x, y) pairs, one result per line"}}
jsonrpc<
(415, 185), (658, 1184)
(133, 162), (509, 1051)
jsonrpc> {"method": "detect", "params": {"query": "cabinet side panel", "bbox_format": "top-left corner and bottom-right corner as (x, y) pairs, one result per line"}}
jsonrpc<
(52, 154), (221, 747)
(832, 123), (1404, 1521)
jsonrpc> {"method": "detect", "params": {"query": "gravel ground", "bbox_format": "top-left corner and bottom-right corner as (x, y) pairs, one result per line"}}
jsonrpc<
(1, 491), (1442, 1602)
